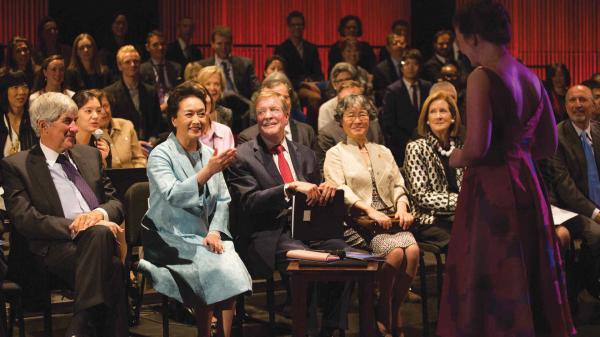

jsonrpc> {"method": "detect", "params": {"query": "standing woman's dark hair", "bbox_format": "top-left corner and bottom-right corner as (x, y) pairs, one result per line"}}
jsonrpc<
(34, 16), (72, 65)
(0, 70), (37, 158)
(1, 36), (40, 88)
(453, 0), (511, 44)
(66, 33), (111, 91)
(337, 15), (363, 37)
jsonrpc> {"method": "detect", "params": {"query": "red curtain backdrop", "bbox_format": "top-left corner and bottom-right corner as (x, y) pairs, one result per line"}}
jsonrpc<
(158, 0), (411, 79)
(0, 0), (48, 47)
(456, 0), (600, 84)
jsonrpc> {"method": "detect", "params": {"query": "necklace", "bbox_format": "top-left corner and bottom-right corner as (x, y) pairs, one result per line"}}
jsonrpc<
(436, 140), (455, 157)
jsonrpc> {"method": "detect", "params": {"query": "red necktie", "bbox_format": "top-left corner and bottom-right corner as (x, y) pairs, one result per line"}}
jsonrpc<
(272, 144), (294, 183)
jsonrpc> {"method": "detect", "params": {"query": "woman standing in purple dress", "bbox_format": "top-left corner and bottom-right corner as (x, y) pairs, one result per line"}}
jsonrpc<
(437, 2), (575, 336)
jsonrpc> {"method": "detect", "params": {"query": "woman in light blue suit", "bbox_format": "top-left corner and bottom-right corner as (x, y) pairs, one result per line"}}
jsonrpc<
(138, 82), (251, 337)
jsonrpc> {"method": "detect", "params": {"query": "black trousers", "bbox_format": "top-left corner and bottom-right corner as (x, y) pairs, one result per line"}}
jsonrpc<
(43, 225), (127, 337)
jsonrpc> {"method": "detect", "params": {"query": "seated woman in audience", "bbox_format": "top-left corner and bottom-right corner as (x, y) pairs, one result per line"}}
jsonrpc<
(30, 55), (74, 102)
(196, 66), (233, 127)
(544, 63), (570, 124)
(0, 70), (37, 159)
(65, 33), (112, 91)
(0, 36), (40, 87)
(194, 84), (234, 152)
(263, 55), (286, 80)
(184, 62), (203, 81)
(328, 15), (376, 74)
(92, 89), (146, 168)
(99, 13), (134, 77)
(324, 94), (419, 337)
(340, 39), (373, 96)
(138, 82), (251, 337)
(33, 16), (72, 64)
(72, 90), (110, 167)
(403, 91), (463, 248)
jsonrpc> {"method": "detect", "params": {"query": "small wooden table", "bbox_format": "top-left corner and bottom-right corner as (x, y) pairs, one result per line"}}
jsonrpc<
(287, 260), (379, 337)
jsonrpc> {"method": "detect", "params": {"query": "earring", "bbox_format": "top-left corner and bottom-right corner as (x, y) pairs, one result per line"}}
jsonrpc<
(451, 119), (455, 123)
(426, 121), (430, 125)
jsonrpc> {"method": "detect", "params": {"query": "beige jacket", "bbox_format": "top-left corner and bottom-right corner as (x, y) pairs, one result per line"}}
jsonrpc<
(102, 118), (147, 168)
(324, 138), (409, 210)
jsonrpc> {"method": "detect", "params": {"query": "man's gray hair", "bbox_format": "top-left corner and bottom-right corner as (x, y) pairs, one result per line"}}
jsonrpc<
(334, 94), (378, 123)
(29, 92), (78, 136)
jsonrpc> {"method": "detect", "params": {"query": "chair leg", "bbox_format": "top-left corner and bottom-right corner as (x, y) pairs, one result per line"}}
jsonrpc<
(266, 277), (276, 337)
(7, 300), (14, 337)
(233, 294), (245, 337)
(43, 297), (52, 337)
(435, 253), (444, 311)
(162, 295), (169, 337)
(0, 295), (7, 337)
(15, 296), (25, 337)
(136, 275), (146, 324)
(419, 253), (429, 337)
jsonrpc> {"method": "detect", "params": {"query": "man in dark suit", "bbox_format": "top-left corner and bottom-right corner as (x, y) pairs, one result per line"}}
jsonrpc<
(1, 92), (126, 336)
(198, 26), (260, 100)
(274, 11), (324, 88)
(228, 90), (351, 337)
(140, 30), (182, 109)
(104, 45), (163, 142)
(422, 30), (454, 83)
(373, 33), (407, 106)
(550, 84), (600, 299)
(165, 17), (203, 68)
(382, 49), (431, 164)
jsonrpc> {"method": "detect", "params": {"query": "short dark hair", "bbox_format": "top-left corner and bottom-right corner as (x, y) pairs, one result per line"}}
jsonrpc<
(146, 30), (164, 44)
(264, 55), (287, 74)
(72, 89), (101, 109)
(286, 11), (305, 26)
(391, 19), (409, 32)
(166, 81), (208, 132)
(433, 29), (454, 43)
(211, 26), (232, 42)
(582, 79), (600, 90)
(453, 0), (511, 45)
(338, 15), (363, 37)
(401, 49), (423, 65)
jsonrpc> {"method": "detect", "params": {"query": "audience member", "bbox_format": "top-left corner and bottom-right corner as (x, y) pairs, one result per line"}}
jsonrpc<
(339, 39), (373, 97)
(65, 33), (112, 91)
(382, 49), (432, 164)
(95, 89), (146, 168)
(274, 10), (324, 88)
(100, 13), (135, 77)
(228, 90), (351, 337)
(33, 16), (72, 65)
(198, 26), (260, 100)
(195, 66), (233, 127)
(30, 55), (75, 102)
(317, 80), (384, 168)
(138, 82), (251, 337)
(318, 62), (359, 130)
(238, 73), (316, 150)
(373, 33), (408, 106)
(104, 45), (162, 141)
(404, 91), (463, 249)
(544, 63), (571, 123)
(0, 36), (40, 87)
(328, 15), (376, 74)
(262, 55), (286, 80)
(165, 17), (203, 68)
(140, 30), (182, 109)
(550, 84), (600, 300)
(2, 92), (127, 336)
(582, 79), (600, 121)
(422, 30), (454, 83)
(72, 90), (111, 167)
(197, 84), (235, 153)
(183, 61), (203, 81)
(0, 70), (37, 158)
(250, 70), (306, 124)
(378, 19), (410, 62)
(323, 94), (419, 337)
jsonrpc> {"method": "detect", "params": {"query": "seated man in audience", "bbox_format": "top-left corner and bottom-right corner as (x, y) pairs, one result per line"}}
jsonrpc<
(317, 80), (384, 168)
(381, 49), (431, 164)
(582, 79), (600, 121)
(228, 90), (351, 337)
(373, 33), (407, 106)
(1, 92), (126, 337)
(238, 72), (317, 151)
(317, 62), (360, 131)
(422, 30), (454, 83)
(274, 10), (324, 89)
(104, 45), (163, 143)
(140, 30), (182, 110)
(165, 17), (203, 68)
(378, 19), (410, 62)
(550, 84), (600, 302)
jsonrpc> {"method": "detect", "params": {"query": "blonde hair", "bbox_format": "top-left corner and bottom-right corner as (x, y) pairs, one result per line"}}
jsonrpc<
(184, 62), (203, 81)
(196, 66), (226, 100)
(116, 45), (139, 64)
(252, 90), (289, 116)
(417, 91), (462, 137)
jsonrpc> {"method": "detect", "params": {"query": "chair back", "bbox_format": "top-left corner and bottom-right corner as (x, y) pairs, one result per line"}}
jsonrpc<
(124, 182), (150, 247)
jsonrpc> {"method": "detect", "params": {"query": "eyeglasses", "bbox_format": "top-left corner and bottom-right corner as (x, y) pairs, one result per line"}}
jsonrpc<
(343, 112), (369, 121)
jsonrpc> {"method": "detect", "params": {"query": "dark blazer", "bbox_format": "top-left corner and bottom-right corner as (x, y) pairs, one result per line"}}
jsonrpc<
(165, 40), (203, 68)
(550, 120), (600, 217)
(373, 59), (400, 106)
(381, 78), (432, 164)
(274, 39), (324, 87)
(1, 144), (124, 257)
(423, 55), (445, 83)
(227, 136), (321, 277)
(317, 119), (385, 169)
(103, 78), (163, 140)
(139, 60), (182, 88)
(65, 67), (113, 92)
(237, 119), (317, 152)
(198, 56), (260, 100)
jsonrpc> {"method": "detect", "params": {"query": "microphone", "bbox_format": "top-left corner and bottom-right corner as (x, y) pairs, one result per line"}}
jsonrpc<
(93, 129), (104, 140)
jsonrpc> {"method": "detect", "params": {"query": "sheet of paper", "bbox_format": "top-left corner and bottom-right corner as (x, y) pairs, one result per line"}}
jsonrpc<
(551, 205), (578, 225)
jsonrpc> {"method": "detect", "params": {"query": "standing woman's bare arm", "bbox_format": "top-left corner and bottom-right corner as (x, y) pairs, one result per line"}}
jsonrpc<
(450, 68), (494, 168)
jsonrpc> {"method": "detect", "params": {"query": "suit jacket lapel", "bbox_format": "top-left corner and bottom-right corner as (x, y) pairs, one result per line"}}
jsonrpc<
(253, 136), (284, 186)
(290, 120), (300, 143)
(28, 145), (64, 217)
(286, 139), (306, 182)
(590, 122), (600, 172)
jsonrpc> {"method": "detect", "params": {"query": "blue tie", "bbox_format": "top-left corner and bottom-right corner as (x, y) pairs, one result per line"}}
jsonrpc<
(580, 132), (600, 206)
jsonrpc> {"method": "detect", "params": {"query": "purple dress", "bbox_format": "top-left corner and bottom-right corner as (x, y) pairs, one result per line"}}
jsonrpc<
(437, 67), (575, 337)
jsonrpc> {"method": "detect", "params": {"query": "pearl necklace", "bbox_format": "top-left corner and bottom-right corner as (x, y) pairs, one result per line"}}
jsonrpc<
(436, 140), (455, 157)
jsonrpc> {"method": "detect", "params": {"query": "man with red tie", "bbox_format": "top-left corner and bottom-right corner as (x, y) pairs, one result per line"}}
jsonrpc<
(228, 90), (351, 337)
